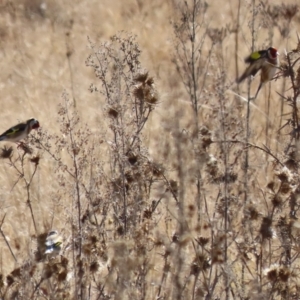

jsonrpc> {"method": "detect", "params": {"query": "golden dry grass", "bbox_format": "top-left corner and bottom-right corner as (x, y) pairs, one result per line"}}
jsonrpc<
(0, 0), (300, 299)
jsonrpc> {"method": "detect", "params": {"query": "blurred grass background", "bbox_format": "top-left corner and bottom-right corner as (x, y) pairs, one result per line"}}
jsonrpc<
(0, 0), (300, 299)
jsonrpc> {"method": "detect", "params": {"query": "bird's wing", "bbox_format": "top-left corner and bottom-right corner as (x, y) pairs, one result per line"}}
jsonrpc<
(244, 50), (268, 63)
(1, 123), (27, 137)
(236, 58), (267, 83)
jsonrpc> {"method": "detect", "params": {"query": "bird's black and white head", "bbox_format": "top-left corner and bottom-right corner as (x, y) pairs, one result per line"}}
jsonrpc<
(47, 230), (58, 238)
(45, 230), (62, 254)
(267, 47), (279, 59)
(27, 118), (40, 130)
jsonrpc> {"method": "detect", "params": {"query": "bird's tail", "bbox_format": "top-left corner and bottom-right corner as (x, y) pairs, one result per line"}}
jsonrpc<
(236, 73), (246, 84)
(254, 82), (263, 100)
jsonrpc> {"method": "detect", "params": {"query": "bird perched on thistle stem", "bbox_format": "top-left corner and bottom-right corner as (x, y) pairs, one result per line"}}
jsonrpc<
(236, 47), (280, 99)
(45, 230), (63, 254)
(0, 118), (40, 144)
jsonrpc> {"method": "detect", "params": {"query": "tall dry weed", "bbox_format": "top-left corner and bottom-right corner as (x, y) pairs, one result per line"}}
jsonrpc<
(1, 1), (300, 300)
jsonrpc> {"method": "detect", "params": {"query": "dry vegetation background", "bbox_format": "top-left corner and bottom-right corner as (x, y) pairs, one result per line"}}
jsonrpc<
(0, 0), (300, 299)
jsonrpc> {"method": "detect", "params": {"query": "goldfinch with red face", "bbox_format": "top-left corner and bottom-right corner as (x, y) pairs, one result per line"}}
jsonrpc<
(0, 118), (40, 143)
(45, 230), (63, 254)
(236, 47), (280, 99)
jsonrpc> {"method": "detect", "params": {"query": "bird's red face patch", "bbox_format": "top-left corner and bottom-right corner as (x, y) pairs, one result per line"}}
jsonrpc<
(32, 121), (40, 129)
(269, 47), (279, 58)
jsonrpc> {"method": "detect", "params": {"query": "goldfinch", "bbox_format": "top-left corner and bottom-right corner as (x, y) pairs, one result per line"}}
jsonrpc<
(0, 118), (40, 143)
(236, 47), (280, 99)
(45, 230), (63, 254)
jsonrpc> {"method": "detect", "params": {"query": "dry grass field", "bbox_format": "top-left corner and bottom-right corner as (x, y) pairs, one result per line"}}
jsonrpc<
(0, 0), (300, 299)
